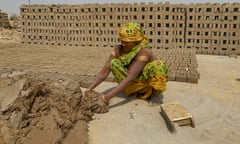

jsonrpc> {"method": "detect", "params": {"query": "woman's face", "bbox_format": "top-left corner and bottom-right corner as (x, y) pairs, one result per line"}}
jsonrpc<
(121, 41), (139, 52)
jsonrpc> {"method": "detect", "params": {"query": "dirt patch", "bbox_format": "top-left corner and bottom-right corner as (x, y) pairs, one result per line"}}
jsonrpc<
(0, 28), (21, 43)
(0, 72), (95, 144)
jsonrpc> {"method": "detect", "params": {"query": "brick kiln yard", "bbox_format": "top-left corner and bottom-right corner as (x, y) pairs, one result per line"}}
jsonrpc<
(0, 30), (240, 144)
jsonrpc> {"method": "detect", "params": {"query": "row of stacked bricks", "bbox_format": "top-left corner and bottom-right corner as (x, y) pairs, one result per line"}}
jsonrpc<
(186, 3), (240, 55)
(20, 2), (240, 56)
(154, 48), (199, 83)
(0, 10), (10, 28)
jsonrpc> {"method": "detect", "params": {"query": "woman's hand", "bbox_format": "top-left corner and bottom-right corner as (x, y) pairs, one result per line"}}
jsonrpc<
(84, 90), (109, 113)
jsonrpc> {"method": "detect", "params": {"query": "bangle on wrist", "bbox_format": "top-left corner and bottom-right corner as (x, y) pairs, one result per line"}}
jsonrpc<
(102, 95), (106, 101)
(102, 95), (108, 104)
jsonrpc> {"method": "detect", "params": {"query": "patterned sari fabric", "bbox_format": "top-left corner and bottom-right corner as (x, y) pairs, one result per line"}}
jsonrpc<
(110, 44), (168, 99)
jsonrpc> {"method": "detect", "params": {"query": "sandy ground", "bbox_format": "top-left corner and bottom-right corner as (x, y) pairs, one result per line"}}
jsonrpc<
(88, 55), (240, 144)
(0, 28), (240, 144)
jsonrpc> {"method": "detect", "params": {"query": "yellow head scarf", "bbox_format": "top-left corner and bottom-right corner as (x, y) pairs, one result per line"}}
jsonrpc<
(119, 22), (149, 45)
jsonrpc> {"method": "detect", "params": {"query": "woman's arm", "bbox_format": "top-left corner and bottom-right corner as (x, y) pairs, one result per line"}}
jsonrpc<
(104, 48), (150, 101)
(88, 54), (114, 90)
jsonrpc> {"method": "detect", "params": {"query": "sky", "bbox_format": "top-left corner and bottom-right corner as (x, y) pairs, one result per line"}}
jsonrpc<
(0, 0), (239, 16)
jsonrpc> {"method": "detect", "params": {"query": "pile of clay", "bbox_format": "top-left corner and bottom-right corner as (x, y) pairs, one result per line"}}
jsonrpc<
(0, 71), (94, 144)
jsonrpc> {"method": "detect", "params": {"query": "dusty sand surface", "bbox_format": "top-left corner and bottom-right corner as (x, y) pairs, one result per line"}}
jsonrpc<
(88, 55), (240, 144)
(0, 28), (240, 144)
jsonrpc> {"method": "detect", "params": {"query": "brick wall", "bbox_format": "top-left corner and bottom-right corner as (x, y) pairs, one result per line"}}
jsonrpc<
(20, 2), (240, 55)
(0, 10), (10, 28)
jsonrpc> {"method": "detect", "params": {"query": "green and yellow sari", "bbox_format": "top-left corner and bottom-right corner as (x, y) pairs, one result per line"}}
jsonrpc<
(110, 44), (168, 99)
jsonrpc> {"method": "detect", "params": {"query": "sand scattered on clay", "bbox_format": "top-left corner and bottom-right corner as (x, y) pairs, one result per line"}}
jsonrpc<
(0, 72), (95, 144)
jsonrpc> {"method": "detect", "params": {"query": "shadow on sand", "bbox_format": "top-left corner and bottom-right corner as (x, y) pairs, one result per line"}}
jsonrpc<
(102, 87), (165, 109)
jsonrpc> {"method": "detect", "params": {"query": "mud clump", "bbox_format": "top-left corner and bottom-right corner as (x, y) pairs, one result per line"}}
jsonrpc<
(0, 74), (94, 144)
(82, 90), (109, 114)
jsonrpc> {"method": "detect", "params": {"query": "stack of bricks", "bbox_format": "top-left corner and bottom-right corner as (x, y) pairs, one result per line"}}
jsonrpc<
(20, 2), (240, 55)
(154, 48), (199, 83)
(0, 9), (10, 28)
(185, 3), (240, 55)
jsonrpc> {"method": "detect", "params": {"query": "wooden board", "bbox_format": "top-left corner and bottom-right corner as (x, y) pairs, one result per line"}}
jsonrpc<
(160, 101), (195, 131)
